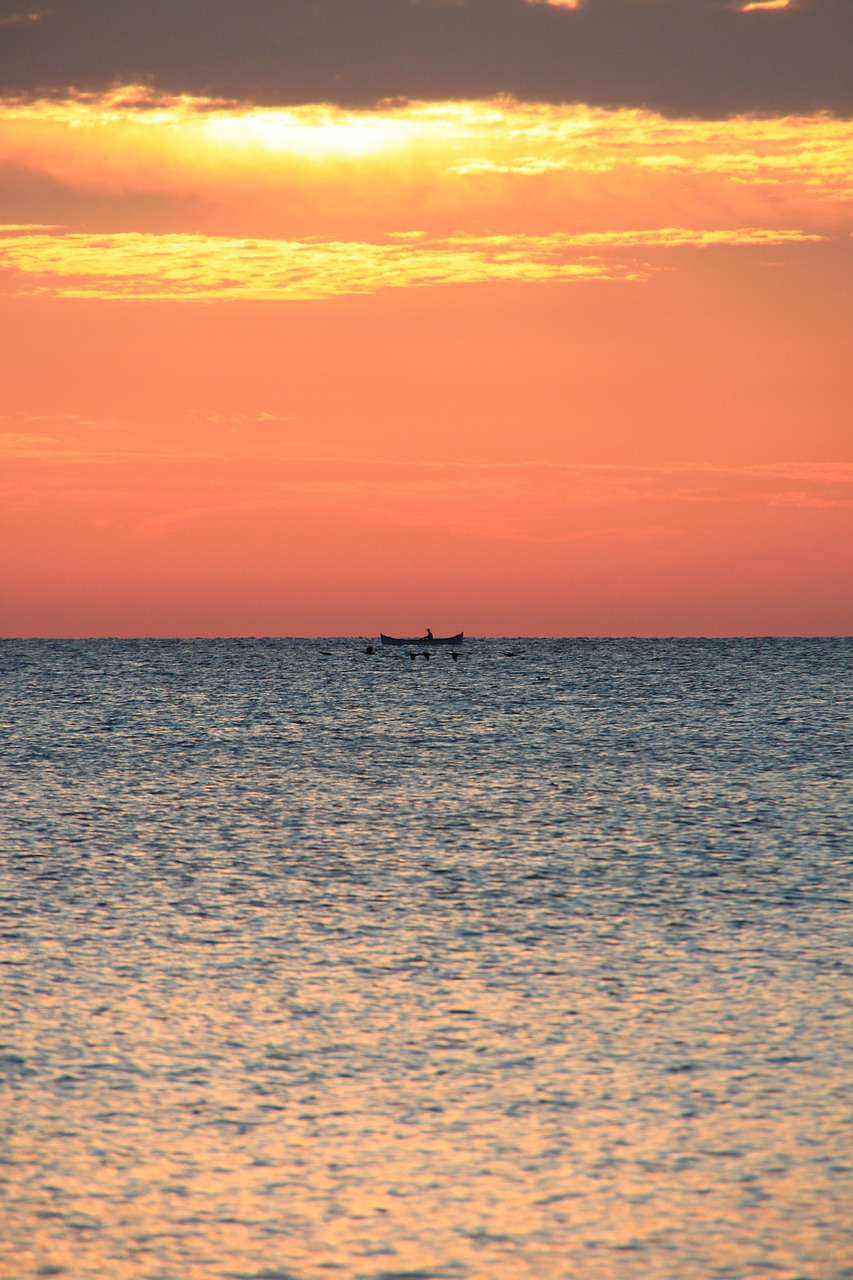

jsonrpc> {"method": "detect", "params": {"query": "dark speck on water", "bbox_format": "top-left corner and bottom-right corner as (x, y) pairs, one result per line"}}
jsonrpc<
(0, 637), (851, 1280)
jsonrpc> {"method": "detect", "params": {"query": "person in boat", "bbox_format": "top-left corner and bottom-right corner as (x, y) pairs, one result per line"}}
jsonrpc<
(426, 628), (433, 641)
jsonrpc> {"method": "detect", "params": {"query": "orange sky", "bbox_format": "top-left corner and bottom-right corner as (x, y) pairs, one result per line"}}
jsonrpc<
(1, 88), (851, 635)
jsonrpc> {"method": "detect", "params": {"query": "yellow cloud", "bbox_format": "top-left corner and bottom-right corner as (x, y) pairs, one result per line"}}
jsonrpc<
(737, 1), (792, 11)
(0, 91), (847, 300)
(0, 226), (821, 301)
(1, 92), (849, 213)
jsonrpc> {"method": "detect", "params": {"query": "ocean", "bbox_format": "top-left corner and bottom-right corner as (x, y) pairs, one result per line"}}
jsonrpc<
(1, 638), (851, 1280)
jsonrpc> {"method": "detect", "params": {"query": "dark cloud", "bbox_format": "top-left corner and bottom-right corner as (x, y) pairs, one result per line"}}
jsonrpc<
(0, 0), (850, 117)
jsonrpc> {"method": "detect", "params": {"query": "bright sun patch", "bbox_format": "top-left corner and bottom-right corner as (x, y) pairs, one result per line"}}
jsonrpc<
(203, 111), (422, 159)
(520, 0), (582, 8)
(737, 1), (792, 10)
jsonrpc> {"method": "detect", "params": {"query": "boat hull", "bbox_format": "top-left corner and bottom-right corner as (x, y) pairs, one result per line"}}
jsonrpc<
(380, 633), (464, 647)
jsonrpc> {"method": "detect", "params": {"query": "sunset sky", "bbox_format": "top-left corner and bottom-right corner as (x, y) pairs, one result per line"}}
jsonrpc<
(1, 0), (851, 636)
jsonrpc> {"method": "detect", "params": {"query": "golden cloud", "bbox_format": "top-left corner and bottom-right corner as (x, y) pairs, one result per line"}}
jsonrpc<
(1, 92), (850, 214)
(0, 90), (847, 299)
(0, 225), (822, 301)
(737, 1), (792, 11)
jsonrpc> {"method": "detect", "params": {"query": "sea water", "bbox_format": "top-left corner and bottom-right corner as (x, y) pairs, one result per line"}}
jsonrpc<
(0, 638), (851, 1280)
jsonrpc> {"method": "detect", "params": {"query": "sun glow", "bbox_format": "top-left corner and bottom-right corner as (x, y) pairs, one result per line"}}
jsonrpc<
(203, 111), (423, 158)
(2, 92), (850, 233)
(737, 1), (792, 11)
(2, 92), (849, 193)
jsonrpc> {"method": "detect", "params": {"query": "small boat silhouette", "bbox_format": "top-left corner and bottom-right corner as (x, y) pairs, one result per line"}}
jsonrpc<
(380, 632), (463, 647)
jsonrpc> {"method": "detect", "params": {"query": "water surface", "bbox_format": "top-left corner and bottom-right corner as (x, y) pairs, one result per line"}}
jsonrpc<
(1, 639), (851, 1279)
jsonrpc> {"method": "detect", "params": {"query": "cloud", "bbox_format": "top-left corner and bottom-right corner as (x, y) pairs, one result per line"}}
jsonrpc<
(8, 432), (853, 500)
(6, 94), (851, 185)
(191, 410), (295, 426)
(0, 224), (824, 301)
(1, 94), (849, 245)
(0, 431), (61, 454)
(0, 92), (844, 310)
(7, 452), (851, 554)
(0, 0), (848, 117)
(0, 12), (42, 26)
(6, 431), (850, 560)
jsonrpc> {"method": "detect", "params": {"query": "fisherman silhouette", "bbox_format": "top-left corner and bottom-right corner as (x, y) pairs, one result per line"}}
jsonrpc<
(426, 628), (433, 641)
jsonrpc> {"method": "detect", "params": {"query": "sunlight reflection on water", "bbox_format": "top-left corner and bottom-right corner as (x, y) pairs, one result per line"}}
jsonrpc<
(1, 639), (851, 1279)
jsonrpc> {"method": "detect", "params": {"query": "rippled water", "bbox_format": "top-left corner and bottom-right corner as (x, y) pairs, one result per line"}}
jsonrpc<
(1, 638), (851, 1280)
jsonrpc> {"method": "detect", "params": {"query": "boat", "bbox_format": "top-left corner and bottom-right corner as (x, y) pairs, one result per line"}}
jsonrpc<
(380, 632), (464, 647)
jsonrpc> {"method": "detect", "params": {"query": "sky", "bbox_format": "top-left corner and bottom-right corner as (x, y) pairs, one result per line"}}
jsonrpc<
(1, 0), (851, 636)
